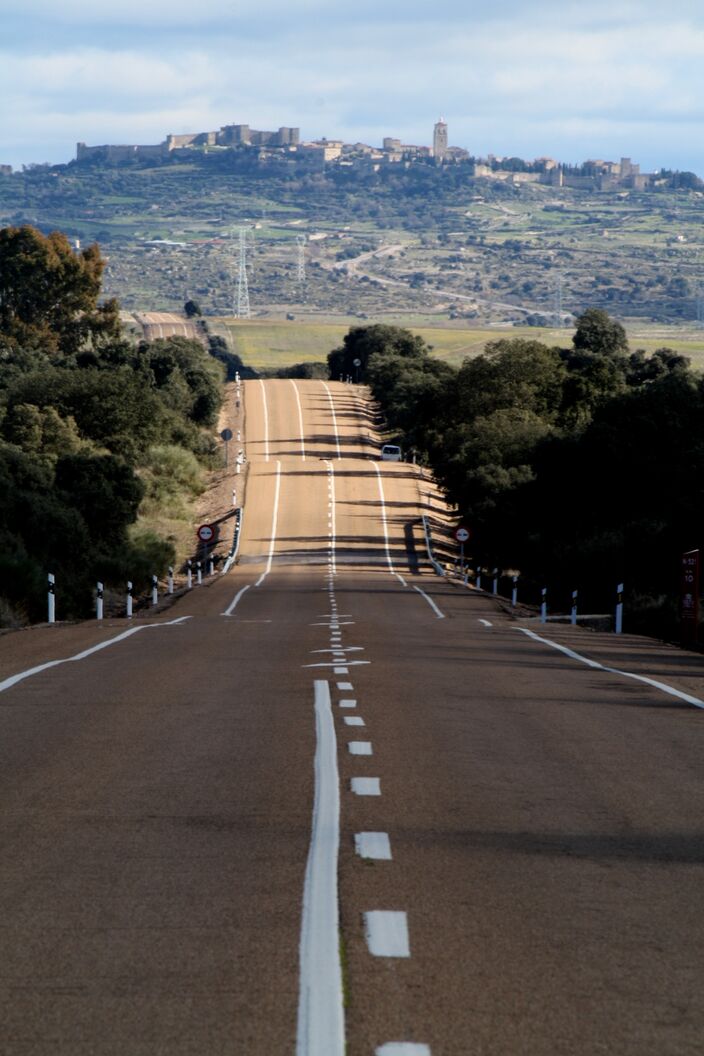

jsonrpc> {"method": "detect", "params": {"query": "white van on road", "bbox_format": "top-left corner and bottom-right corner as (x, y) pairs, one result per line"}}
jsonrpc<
(380, 444), (402, 462)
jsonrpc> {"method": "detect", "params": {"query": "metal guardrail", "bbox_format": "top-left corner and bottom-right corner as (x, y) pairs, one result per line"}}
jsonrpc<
(421, 514), (445, 576)
(221, 507), (243, 574)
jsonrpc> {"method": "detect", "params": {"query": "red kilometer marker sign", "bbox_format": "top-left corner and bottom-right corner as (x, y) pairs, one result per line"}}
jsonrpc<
(197, 524), (215, 543)
(681, 548), (699, 646)
(454, 526), (471, 544)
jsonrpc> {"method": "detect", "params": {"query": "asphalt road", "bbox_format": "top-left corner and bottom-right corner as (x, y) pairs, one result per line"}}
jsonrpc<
(1, 380), (703, 1056)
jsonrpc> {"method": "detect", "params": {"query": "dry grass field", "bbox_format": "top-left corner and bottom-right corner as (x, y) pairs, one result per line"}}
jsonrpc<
(210, 316), (704, 371)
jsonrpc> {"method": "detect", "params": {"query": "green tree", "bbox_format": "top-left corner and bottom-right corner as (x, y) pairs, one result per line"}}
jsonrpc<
(328, 324), (429, 381)
(572, 308), (628, 358)
(0, 226), (119, 354)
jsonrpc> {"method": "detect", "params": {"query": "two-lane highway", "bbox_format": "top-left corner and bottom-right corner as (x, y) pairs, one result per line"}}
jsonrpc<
(1, 379), (703, 1055)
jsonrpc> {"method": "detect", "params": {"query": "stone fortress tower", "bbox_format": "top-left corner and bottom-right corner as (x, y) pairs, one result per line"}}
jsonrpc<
(433, 117), (448, 161)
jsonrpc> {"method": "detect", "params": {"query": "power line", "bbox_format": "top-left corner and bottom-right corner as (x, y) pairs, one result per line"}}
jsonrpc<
(554, 273), (564, 328)
(235, 226), (251, 319)
(296, 235), (306, 290)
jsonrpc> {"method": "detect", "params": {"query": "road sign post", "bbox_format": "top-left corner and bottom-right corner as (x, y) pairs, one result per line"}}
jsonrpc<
(220, 427), (233, 466)
(681, 550), (699, 646)
(454, 526), (470, 576)
(47, 573), (55, 624)
(615, 582), (625, 634)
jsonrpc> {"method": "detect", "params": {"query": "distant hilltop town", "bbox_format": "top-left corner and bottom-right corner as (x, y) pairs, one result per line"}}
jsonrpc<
(1, 118), (693, 191)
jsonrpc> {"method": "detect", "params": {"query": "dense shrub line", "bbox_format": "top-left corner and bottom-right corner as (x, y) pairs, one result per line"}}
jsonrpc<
(0, 226), (224, 623)
(329, 316), (699, 639)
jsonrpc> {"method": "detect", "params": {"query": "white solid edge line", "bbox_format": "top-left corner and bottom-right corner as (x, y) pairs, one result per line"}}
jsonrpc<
(518, 627), (704, 710)
(364, 911), (410, 958)
(355, 832), (392, 860)
(296, 680), (345, 1056)
(321, 381), (342, 460)
(327, 461), (337, 576)
(0, 616), (192, 695)
(222, 583), (253, 616)
(412, 584), (445, 619)
(374, 464), (407, 587)
(259, 377), (270, 462)
(289, 378), (306, 461)
(255, 459), (281, 587)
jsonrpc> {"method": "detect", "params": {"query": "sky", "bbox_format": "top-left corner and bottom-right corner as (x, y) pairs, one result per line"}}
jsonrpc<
(2, 0), (704, 173)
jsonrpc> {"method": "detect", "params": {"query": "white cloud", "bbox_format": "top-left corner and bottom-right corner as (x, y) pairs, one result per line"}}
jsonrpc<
(2, 3), (704, 171)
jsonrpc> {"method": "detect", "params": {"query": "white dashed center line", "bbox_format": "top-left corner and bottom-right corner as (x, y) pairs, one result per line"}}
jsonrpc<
(376, 1045), (431, 1056)
(355, 833), (392, 860)
(351, 777), (380, 796)
(348, 741), (373, 755)
(344, 716), (365, 726)
(364, 911), (410, 958)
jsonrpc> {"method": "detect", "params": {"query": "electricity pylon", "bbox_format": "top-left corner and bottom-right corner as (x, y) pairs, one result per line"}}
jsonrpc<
(296, 235), (306, 291)
(236, 227), (251, 319)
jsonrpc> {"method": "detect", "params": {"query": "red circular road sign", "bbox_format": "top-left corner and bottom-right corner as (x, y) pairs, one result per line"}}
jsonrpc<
(197, 523), (215, 543)
(454, 525), (471, 543)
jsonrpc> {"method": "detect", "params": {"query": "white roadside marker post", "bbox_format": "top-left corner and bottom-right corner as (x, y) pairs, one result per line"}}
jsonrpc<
(197, 561), (202, 586)
(511, 575), (518, 607)
(47, 573), (55, 624)
(168, 566), (174, 594)
(151, 575), (158, 607)
(96, 582), (104, 621)
(126, 581), (133, 619)
(540, 587), (547, 624)
(476, 569), (482, 590)
(571, 589), (578, 626)
(492, 568), (499, 595)
(187, 560), (192, 590)
(615, 582), (624, 634)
